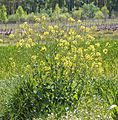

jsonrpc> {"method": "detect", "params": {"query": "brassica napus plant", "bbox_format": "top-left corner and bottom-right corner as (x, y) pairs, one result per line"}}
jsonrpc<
(13, 17), (107, 77)
(3, 17), (117, 120)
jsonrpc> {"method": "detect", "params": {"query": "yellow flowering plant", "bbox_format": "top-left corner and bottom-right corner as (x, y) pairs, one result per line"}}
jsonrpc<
(1, 15), (117, 120)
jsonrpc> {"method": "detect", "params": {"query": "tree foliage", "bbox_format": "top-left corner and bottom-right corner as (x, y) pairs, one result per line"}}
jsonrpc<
(94, 10), (104, 19)
(0, 5), (7, 23)
(81, 3), (99, 19)
(16, 6), (26, 22)
(0, 0), (117, 15)
(101, 6), (109, 19)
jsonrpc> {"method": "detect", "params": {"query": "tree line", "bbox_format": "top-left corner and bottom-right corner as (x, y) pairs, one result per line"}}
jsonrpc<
(0, 0), (118, 15)
(0, 0), (118, 23)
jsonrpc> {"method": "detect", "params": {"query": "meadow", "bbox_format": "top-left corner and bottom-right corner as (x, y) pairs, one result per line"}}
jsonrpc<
(0, 16), (118, 120)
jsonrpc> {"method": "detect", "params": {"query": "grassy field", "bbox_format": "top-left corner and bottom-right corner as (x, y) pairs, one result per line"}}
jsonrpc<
(0, 19), (118, 120)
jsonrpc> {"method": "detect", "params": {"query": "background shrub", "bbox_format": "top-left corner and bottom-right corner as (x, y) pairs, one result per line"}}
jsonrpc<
(81, 3), (99, 19)
(16, 6), (27, 22)
(94, 10), (104, 19)
(72, 9), (83, 20)
(51, 4), (61, 21)
(8, 14), (18, 23)
(101, 6), (109, 19)
(58, 13), (71, 22)
(26, 12), (36, 23)
(0, 5), (8, 23)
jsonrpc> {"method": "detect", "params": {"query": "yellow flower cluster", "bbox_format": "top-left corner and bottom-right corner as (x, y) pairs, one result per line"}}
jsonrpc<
(13, 17), (109, 77)
(40, 46), (47, 52)
(9, 57), (16, 68)
(0, 39), (3, 43)
(16, 38), (35, 48)
(68, 17), (75, 23)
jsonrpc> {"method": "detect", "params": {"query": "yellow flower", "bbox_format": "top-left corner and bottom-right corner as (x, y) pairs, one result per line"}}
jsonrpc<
(40, 35), (43, 40)
(28, 38), (33, 43)
(34, 23), (40, 28)
(63, 57), (73, 68)
(42, 26), (45, 30)
(25, 65), (32, 73)
(40, 46), (47, 52)
(28, 38), (35, 46)
(41, 15), (46, 20)
(91, 26), (97, 31)
(78, 48), (83, 55)
(9, 34), (14, 39)
(86, 28), (90, 32)
(9, 57), (13, 61)
(73, 54), (77, 61)
(80, 26), (86, 30)
(59, 39), (69, 47)
(84, 49), (88, 52)
(92, 61), (103, 73)
(75, 35), (83, 41)
(44, 66), (51, 72)
(98, 65), (104, 73)
(63, 34), (67, 38)
(71, 45), (77, 53)
(68, 17), (75, 22)
(72, 40), (77, 45)
(40, 61), (45, 66)
(98, 62), (102, 67)
(54, 25), (58, 30)
(0, 39), (3, 43)
(20, 39), (25, 43)
(105, 42), (110, 47)
(89, 45), (95, 51)
(16, 41), (23, 47)
(26, 65), (31, 69)
(31, 42), (35, 47)
(11, 62), (16, 68)
(51, 29), (55, 33)
(103, 49), (108, 54)
(48, 25), (53, 31)
(35, 17), (40, 22)
(85, 54), (93, 60)
(92, 61), (99, 68)
(31, 55), (37, 61)
(96, 52), (101, 57)
(26, 43), (31, 48)
(43, 31), (49, 36)
(77, 20), (82, 24)
(86, 41), (90, 45)
(60, 30), (64, 34)
(55, 54), (60, 60)
(68, 29), (75, 35)
(86, 34), (95, 40)
(95, 43), (100, 47)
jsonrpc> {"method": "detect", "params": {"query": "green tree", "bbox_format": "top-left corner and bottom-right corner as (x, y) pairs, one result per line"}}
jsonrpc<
(16, 6), (26, 22)
(67, 0), (74, 12)
(81, 3), (99, 19)
(0, 0), (118, 17)
(72, 8), (83, 19)
(0, 5), (8, 23)
(101, 5), (109, 19)
(54, 3), (61, 15)
(94, 10), (104, 19)
(52, 3), (61, 20)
